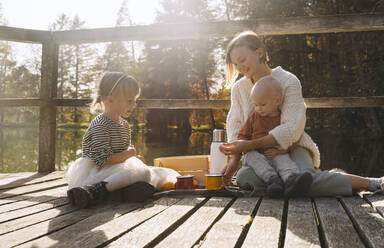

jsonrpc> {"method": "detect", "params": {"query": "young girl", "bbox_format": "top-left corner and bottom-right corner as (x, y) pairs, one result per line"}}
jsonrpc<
(66, 72), (180, 208)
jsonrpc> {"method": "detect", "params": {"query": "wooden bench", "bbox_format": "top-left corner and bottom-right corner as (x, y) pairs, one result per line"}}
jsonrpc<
(0, 172), (383, 247)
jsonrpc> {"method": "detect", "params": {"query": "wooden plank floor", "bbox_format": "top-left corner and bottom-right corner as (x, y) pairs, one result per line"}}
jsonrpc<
(0, 172), (383, 248)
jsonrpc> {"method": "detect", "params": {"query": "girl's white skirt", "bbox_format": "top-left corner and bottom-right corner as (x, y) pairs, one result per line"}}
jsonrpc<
(66, 156), (180, 191)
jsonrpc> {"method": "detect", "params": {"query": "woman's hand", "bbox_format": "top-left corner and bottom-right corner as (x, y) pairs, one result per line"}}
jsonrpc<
(264, 148), (287, 158)
(219, 140), (252, 155)
(264, 148), (280, 158)
(221, 154), (241, 186)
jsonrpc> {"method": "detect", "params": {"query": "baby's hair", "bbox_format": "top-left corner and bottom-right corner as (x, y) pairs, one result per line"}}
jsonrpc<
(225, 31), (269, 85)
(251, 75), (282, 99)
(90, 72), (140, 114)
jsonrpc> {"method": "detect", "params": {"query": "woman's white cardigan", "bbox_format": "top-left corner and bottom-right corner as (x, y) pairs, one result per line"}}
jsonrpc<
(226, 66), (320, 168)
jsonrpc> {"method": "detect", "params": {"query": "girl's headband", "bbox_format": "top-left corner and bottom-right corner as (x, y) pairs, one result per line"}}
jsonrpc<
(108, 75), (125, 96)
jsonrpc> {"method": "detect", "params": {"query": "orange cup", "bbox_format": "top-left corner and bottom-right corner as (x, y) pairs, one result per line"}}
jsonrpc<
(175, 175), (195, 189)
(205, 174), (223, 190)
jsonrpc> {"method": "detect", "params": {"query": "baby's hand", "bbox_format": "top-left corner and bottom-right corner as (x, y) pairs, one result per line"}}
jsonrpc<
(264, 148), (280, 158)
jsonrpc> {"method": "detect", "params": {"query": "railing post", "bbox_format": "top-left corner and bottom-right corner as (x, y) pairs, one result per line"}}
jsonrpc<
(38, 37), (58, 173)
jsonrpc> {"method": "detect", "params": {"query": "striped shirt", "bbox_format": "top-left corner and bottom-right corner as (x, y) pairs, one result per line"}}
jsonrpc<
(82, 114), (132, 167)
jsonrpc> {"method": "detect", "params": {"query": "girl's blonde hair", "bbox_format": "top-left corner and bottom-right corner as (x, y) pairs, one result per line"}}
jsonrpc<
(225, 31), (268, 85)
(90, 72), (140, 114)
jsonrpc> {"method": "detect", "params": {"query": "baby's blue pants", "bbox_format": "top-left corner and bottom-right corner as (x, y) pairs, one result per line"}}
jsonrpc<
(242, 151), (299, 184)
(236, 147), (352, 196)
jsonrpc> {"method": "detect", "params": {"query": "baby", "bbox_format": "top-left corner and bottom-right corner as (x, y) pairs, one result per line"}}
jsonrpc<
(236, 75), (313, 196)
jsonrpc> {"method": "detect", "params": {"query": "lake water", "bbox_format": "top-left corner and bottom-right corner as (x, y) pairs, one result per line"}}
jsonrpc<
(0, 126), (383, 177)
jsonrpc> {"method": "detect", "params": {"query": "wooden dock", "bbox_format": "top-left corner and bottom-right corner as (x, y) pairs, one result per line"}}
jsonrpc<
(0, 172), (383, 247)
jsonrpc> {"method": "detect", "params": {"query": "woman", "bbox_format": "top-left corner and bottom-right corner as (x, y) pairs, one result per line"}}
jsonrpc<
(220, 31), (383, 196)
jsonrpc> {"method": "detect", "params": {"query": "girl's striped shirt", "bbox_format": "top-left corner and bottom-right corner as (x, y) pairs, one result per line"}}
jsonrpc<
(82, 114), (131, 167)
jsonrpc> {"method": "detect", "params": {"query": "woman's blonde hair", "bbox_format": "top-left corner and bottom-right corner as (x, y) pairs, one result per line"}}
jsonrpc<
(90, 72), (140, 114)
(225, 31), (268, 85)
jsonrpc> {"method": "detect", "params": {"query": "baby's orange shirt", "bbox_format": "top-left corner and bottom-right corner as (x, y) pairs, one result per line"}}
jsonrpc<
(238, 112), (297, 151)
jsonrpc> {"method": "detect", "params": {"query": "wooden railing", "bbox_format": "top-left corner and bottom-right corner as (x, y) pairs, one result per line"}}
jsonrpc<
(1, 97), (384, 109)
(0, 14), (383, 172)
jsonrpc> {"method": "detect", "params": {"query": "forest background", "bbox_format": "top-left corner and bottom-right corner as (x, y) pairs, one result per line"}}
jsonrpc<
(0, 0), (383, 177)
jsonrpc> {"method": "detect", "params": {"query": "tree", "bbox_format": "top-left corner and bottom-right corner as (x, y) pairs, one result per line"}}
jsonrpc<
(94, 0), (135, 74)
(68, 16), (98, 122)
(140, 0), (223, 135)
(50, 14), (98, 123)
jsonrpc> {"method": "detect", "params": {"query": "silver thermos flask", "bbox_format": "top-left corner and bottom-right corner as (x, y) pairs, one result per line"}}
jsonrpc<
(209, 129), (227, 174)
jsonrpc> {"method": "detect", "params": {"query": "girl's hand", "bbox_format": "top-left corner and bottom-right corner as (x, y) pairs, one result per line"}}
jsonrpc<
(126, 146), (137, 158)
(264, 148), (284, 158)
(219, 140), (251, 155)
(136, 155), (146, 163)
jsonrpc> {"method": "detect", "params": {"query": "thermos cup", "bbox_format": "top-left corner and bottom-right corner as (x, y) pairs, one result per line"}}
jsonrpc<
(209, 129), (227, 174)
